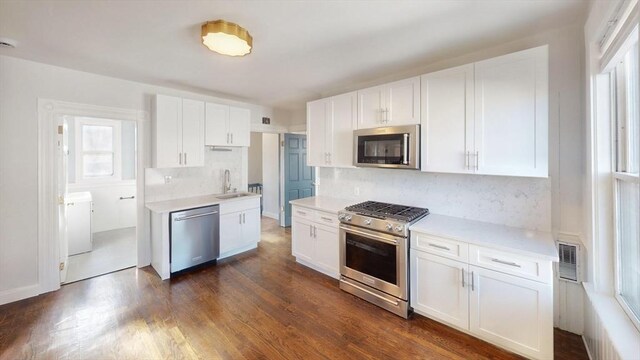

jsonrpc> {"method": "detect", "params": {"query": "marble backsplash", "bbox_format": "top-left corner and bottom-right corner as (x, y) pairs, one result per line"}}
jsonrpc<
(317, 167), (552, 231)
(145, 147), (247, 203)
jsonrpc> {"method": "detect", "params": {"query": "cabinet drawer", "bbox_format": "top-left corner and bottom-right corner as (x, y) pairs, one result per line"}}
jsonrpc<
(220, 197), (260, 214)
(411, 232), (469, 262)
(314, 211), (338, 226)
(468, 245), (552, 284)
(292, 206), (315, 220)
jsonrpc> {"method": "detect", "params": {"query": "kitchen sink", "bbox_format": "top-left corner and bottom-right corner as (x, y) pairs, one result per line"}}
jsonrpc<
(217, 193), (252, 200)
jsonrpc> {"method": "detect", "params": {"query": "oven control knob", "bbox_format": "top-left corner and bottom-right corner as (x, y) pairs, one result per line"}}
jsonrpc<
(395, 225), (403, 232)
(386, 223), (393, 231)
(338, 214), (346, 221)
(364, 219), (372, 225)
(345, 215), (352, 222)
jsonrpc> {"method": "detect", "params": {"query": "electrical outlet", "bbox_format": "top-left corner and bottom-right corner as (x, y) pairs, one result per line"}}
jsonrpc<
(164, 175), (172, 184)
(354, 186), (360, 196)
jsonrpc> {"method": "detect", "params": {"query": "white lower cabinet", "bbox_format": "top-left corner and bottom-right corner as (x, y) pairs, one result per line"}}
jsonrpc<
(291, 205), (339, 278)
(410, 231), (553, 360)
(219, 199), (261, 259)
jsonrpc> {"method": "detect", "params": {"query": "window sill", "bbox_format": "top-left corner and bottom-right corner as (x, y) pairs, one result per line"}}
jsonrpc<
(583, 282), (640, 358)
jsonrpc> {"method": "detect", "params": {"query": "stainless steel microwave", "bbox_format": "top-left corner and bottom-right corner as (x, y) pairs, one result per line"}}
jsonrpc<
(353, 125), (420, 169)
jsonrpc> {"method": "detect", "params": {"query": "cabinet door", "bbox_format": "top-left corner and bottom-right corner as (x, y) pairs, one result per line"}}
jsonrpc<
(117, 185), (137, 229)
(240, 207), (261, 247)
(307, 99), (328, 167)
(421, 65), (474, 174)
(410, 250), (469, 330)
(291, 217), (314, 263)
(469, 265), (553, 360)
(357, 85), (385, 129)
(386, 76), (420, 126)
(154, 95), (182, 168)
(205, 102), (230, 146)
(219, 212), (242, 255)
(474, 46), (548, 177)
(229, 107), (251, 147)
(329, 92), (357, 167)
(312, 224), (339, 278)
(181, 99), (205, 167)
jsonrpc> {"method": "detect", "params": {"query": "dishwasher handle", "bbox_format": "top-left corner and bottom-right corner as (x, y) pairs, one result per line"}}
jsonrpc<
(173, 211), (219, 222)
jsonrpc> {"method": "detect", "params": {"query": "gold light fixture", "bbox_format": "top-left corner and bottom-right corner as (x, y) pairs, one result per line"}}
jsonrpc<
(201, 20), (252, 57)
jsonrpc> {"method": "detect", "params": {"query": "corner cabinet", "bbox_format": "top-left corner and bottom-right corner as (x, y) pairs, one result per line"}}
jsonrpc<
(410, 230), (554, 360)
(205, 103), (251, 147)
(153, 95), (205, 168)
(307, 92), (357, 167)
(421, 46), (548, 177)
(291, 205), (339, 278)
(219, 197), (261, 259)
(357, 76), (420, 129)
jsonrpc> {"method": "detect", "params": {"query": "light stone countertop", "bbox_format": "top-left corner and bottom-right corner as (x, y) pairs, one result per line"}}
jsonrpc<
(410, 214), (559, 261)
(289, 196), (355, 214)
(146, 192), (261, 213)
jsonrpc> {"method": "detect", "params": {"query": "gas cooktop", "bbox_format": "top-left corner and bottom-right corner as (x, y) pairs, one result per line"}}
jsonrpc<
(344, 201), (430, 223)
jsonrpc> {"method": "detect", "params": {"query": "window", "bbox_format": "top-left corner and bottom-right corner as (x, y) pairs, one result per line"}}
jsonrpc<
(612, 33), (640, 330)
(75, 118), (121, 182)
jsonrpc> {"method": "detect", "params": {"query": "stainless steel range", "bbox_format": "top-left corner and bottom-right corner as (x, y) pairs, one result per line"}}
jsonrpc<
(338, 201), (429, 318)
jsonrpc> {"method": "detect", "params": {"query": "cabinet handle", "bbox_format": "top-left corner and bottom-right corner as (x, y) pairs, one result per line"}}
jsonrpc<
(179, 152), (182, 165)
(385, 108), (389, 123)
(227, 133), (230, 144)
(428, 243), (450, 251)
(320, 216), (332, 222)
(231, 133), (234, 144)
(475, 151), (479, 170)
(461, 268), (465, 288)
(184, 152), (187, 165)
(313, 226), (317, 238)
(297, 210), (307, 216)
(309, 225), (312, 237)
(239, 213), (242, 224)
(119, 196), (135, 200)
(471, 271), (475, 291)
(491, 258), (521, 267)
(242, 213), (245, 224)
(465, 151), (470, 170)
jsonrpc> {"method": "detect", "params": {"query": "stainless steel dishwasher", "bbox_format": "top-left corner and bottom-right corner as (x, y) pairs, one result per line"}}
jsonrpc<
(170, 205), (220, 273)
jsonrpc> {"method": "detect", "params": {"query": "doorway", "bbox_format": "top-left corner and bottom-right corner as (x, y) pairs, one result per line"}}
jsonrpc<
(282, 133), (315, 226)
(59, 116), (138, 283)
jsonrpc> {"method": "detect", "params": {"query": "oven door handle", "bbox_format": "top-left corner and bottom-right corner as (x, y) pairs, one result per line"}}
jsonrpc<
(343, 277), (400, 307)
(340, 224), (401, 245)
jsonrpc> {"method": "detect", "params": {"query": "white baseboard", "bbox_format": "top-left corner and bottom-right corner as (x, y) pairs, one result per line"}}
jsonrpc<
(262, 211), (279, 220)
(0, 284), (40, 306)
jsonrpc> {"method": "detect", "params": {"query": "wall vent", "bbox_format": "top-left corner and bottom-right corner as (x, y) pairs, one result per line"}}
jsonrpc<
(558, 242), (579, 282)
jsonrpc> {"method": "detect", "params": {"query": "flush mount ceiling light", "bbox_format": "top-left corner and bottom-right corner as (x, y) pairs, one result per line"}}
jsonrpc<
(201, 20), (252, 57)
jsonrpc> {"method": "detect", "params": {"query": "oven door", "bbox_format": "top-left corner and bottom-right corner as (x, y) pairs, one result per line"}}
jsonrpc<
(353, 125), (419, 169)
(340, 223), (407, 299)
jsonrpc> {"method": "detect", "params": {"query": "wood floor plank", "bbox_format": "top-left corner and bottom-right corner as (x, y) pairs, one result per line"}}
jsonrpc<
(0, 217), (589, 360)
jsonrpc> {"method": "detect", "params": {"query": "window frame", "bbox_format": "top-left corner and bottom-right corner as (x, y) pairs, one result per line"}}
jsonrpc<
(610, 35), (640, 331)
(74, 117), (122, 184)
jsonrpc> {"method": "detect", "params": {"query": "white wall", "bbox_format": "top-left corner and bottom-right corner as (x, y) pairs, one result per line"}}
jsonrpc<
(262, 133), (280, 220)
(248, 132), (263, 184)
(0, 54), (289, 304)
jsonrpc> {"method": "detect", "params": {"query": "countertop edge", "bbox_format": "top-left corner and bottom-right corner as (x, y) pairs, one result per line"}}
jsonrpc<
(146, 193), (262, 213)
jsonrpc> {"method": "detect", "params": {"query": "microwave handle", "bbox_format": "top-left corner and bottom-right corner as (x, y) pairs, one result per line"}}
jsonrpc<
(402, 133), (409, 165)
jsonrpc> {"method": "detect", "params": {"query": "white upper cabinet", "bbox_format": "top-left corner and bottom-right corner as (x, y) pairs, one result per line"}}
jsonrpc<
(153, 94), (204, 168)
(474, 46), (548, 177)
(421, 64), (475, 174)
(205, 103), (251, 147)
(421, 45), (548, 178)
(307, 92), (357, 167)
(357, 76), (420, 129)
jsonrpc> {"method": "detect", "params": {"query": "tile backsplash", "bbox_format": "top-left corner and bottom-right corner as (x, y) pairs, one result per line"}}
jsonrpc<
(318, 167), (551, 231)
(145, 148), (247, 203)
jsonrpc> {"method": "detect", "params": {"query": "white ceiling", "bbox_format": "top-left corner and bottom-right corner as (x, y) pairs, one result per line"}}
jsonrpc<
(0, 0), (587, 111)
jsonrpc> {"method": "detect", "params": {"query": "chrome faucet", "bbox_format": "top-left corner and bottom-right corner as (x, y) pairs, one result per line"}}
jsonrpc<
(224, 169), (231, 193)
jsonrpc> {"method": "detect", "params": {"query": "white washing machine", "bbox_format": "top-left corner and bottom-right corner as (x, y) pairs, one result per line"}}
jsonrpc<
(66, 191), (93, 256)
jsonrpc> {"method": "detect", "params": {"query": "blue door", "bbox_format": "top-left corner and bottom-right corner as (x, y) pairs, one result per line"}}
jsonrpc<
(284, 134), (315, 227)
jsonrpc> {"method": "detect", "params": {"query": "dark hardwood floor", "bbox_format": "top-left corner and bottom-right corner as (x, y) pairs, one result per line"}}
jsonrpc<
(0, 217), (588, 359)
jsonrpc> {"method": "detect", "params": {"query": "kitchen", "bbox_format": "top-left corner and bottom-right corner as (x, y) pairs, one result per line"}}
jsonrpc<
(0, 1), (638, 360)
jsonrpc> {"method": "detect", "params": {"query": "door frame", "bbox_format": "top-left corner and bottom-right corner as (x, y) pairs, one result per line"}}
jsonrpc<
(37, 99), (149, 295)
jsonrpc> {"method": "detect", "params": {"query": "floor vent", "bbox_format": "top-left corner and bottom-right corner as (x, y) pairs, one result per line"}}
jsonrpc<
(558, 242), (579, 282)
